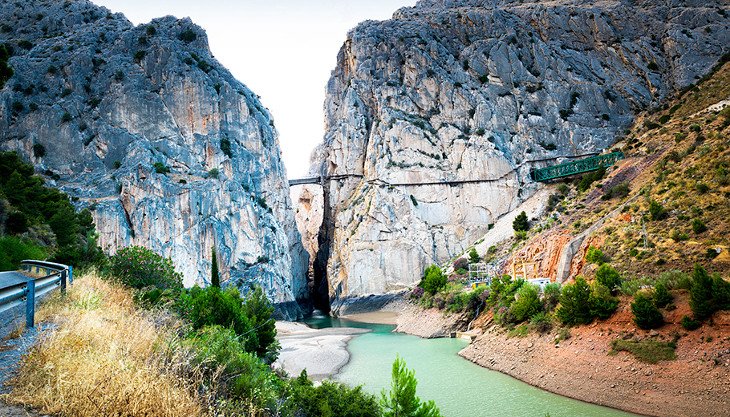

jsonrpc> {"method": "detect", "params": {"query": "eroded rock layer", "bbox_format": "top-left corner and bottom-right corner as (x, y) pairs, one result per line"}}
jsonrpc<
(303, 0), (729, 312)
(0, 0), (308, 317)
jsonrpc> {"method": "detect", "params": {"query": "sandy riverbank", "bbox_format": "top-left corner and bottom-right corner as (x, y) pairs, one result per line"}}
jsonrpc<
(273, 321), (370, 381)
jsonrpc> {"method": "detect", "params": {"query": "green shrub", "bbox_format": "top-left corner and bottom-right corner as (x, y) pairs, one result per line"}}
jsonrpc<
(585, 246), (606, 264)
(689, 264), (714, 320)
(595, 264), (622, 293)
(60, 112), (72, 123)
(241, 286), (279, 362)
(631, 292), (663, 329)
(210, 247), (220, 287)
(529, 311), (553, 333)
(648, 200), (667, 220)
(421, 265), (447, 295)
(601, 182), (630, 200)
(510, 284), (542, 322)
(588, 282), (619, 320)
(659, 270), (691, 290)
(680, 315), (701, 331)
(691, 219), (707, 234)
(380, 356), (442, 417)
(542, 283), (561, 311)
(0, 236), (48, 271)
(468, 247), (480, 263)
(153, 162), (170, 174)
(107, 246), (182, 290)
(653, 282), (673, 308)
(178, 29), (197, 43)
(514, 230), (527, 240)
(285, 371), (381, 417)
(576, 168), (605, 192)
(220, 136), (232, 158)
(188, 325), (279, 409)
(556, 277), (592, 325)
(512, 211), (529, 232)
(208, 168), (220, 179)
(133, 50), (146, 63)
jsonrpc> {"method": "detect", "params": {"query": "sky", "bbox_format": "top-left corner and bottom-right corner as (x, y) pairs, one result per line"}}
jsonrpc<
(92, 0), (417, 178)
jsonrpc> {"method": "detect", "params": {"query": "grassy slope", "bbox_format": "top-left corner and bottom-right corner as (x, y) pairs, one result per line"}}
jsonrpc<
(4, 273), (203, 417)
(509, 61), (730, 281)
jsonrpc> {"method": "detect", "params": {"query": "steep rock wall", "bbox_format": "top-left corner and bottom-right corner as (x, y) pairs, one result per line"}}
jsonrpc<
(0, 0), (308, 318)
(303, 0), (729, 313)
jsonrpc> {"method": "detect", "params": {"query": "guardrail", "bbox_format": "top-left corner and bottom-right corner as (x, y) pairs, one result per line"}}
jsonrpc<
(0, 260), (72, 329)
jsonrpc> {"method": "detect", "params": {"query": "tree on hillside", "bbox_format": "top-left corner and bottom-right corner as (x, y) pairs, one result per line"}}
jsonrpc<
(211, 246), (220, 287)
(631, 292), (663, 329)
(421, 265), (446, 295)
(380, 356), (442, 417)
(556, 277), (592, 325)
(690, 264), (714, 320)
(242, 285), (279, 362)
(512, 211), (529, 232)
(468, 247), (480, 264)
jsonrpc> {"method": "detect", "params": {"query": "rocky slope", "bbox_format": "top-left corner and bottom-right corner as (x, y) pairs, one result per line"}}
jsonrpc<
(299, 0), (729, 313)
(0, 0), (308, 317)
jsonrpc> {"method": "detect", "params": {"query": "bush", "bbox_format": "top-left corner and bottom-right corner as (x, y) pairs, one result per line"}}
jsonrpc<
(601, 182), (630, 200)
(689, 264), (714, 320)
(32, 143), (46, 158)
(691, 218), (707, 234)
(556, 277), (592, 325)
(510, 284), (542, 322)
(188, 325), (279, 410)
(153, 162), (170, 174)
(681, 315), (701, 331)
(649, 200), (667, 220)
(512, 211), (529, 232)
(452, 257), (468, 271)
(468, 247), (480, 263)
(529, 311), (553, 333)
(576, 168), (605, 192)
(207, 168), (220, 179)
(514, 230), (527, 240)
(631, 293), (663, 329)
(285, 372), (381, 417)
(380, 356), (442, 417)
(585, 246), (606, 264)
(241, 286), (279, 362)
(595, 264), (622, 293)
(178, 29), (197, 43)
(0, 235), (47, 271)
(421, 265), (447, 295)
(653, 282), (673, 308)
(588, 282), (619, 320)
(107, 246), (182, 290)
(220, 136), (232, 158)
(542, 283), (561, 311)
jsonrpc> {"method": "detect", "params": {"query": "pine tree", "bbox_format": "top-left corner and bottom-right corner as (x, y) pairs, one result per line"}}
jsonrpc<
(380, 356), (442, 417)
(211, 246), (220, 287)
(512, 211), (529, 232)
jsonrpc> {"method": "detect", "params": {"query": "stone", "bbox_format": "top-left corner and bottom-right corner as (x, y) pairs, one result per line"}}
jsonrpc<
(0, 0), (308, 318)
(298, 0), (728, 311)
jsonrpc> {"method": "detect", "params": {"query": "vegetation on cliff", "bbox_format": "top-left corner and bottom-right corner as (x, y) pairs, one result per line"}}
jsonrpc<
(0, 151), (103, 270)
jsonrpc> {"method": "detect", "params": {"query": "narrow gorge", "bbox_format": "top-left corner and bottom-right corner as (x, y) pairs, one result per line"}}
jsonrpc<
(297, 0), (728, 314)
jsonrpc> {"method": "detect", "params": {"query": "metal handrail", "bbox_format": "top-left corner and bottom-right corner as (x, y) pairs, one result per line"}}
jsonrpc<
(0, 260), (72, 329)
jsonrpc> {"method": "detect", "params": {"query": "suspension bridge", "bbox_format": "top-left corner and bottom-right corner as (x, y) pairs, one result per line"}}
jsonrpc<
(287, 151), (624, 187)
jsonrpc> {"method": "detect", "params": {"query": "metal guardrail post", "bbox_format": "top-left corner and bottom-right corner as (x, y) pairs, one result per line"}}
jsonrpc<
(68, 265), (73, 285)
(26, 279), (35, 329)
(60, 269), (67, 295)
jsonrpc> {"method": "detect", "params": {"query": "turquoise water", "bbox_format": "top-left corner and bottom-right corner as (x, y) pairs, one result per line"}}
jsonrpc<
(305, 317), (635, 417)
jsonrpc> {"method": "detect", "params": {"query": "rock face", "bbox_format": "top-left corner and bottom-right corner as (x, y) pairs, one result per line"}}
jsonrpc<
(0, 0), (308, 318)
(303, 0), (729, 313)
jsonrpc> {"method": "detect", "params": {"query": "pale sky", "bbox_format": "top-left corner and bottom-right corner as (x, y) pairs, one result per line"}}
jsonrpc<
(92, 0), (417, 178)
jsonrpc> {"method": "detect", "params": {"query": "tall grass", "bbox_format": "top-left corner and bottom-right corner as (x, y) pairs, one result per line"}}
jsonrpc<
(6, 272), (204, 417)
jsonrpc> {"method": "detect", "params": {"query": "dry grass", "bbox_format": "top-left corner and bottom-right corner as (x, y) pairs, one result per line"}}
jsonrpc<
(5, 271), (204, 417)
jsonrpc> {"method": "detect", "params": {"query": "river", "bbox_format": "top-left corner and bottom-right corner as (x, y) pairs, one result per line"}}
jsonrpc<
(304, 316), (636, 417)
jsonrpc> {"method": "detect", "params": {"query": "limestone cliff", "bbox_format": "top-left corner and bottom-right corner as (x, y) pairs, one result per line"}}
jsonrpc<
(0, 0), (308, 318)
(301, 0), (729, 313)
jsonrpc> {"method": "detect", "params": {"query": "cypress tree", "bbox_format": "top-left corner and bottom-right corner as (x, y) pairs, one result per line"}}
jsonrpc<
(211, 246), (220, 287)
